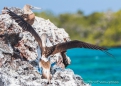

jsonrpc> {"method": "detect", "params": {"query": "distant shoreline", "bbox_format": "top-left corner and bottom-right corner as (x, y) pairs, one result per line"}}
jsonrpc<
(105, 46), (121, 48)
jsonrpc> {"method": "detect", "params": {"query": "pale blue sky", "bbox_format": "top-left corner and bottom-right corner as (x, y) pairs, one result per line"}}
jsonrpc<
(0, 0), (121, 15)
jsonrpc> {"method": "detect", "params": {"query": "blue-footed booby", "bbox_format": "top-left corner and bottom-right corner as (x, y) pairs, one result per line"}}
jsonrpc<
(7, 9), (113, 83)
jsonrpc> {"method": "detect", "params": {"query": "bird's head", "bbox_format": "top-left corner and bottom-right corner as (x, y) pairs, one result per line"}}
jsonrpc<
(41, 33), (48, 49)
(23, 4), (41, 15)
(22, 4), (41, 25)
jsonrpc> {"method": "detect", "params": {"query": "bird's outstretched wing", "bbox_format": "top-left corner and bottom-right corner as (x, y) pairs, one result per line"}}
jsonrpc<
(52, 40), (113, 57)
(7, 9), (43, 49)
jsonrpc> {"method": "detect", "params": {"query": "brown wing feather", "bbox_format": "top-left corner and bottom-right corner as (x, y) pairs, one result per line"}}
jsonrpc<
(7, 9), (43, 50)
(52, 40), (111, 56)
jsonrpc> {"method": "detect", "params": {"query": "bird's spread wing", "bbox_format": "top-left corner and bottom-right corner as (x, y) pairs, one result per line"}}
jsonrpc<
(7, 9), (43, 49)
(52, 40), (113, 57)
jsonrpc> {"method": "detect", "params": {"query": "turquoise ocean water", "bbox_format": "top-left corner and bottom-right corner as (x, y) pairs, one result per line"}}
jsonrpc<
(67, 48), (121, 86)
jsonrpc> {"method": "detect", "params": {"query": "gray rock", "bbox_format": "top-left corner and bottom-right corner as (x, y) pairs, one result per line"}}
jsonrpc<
(0, 6), (91, 86)
(0, 78), (4, 86)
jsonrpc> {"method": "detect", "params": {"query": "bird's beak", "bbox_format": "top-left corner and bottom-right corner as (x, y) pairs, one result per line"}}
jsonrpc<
(30, 6), (41, 10)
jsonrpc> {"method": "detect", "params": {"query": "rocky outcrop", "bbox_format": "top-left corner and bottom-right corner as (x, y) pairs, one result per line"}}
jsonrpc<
(0, 7), (90, 86)
(0, 54), (90, 86)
